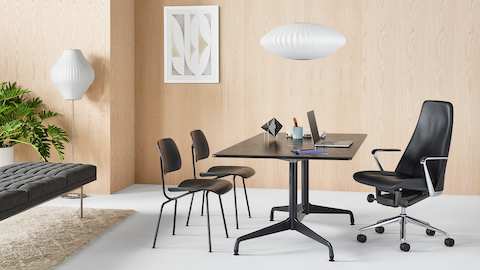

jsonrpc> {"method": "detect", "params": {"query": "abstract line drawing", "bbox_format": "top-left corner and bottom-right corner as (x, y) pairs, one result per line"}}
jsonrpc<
(164, 6), (219, 83)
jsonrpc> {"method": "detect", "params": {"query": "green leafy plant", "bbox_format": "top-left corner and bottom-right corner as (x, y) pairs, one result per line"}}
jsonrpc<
(0, 81), (69, 161)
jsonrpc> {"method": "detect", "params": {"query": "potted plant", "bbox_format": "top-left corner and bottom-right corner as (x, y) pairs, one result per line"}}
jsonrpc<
(0, 81), (69, 166)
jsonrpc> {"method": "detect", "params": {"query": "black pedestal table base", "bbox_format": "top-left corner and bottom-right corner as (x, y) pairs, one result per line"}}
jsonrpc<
(233, 161), (335, 262)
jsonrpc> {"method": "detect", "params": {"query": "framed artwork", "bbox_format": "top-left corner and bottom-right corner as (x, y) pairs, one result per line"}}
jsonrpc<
(164, 5), (219, 83)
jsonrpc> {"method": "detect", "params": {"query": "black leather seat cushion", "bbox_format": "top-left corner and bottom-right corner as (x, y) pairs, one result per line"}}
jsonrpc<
(0, 162), (97, 221)
(0, 173), (66, 201)
(168, 179), (232, 195)
(353, 171), (428, 192)
(0, 162), (96, 188)
(206, 166), (255, 179)
(0, 189), (28, 212)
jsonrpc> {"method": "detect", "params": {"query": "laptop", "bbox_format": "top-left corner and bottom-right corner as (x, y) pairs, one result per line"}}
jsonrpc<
(307, 110), (353, 148)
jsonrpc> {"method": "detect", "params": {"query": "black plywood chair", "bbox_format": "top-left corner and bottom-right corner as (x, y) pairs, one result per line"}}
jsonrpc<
(353, 101), (455, 252)
(152, 138), (232, 252)
(188, 130), (255, 229)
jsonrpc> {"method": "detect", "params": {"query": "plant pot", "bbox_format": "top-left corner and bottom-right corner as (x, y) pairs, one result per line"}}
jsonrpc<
(0, 146), (14, 168)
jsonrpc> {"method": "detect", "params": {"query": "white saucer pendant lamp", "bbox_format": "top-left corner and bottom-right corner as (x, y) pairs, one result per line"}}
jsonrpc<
(51, 49), (95, 100)
(260, 23), (346, 60)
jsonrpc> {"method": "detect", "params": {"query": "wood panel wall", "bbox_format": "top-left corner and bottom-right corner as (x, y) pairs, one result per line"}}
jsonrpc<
(0, 0), (135, 194)
(135, 0), (480, 195)
(110, 0), (136, 193)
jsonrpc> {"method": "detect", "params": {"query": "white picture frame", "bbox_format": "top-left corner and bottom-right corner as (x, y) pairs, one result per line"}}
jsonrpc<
(164, 5), (219, 84)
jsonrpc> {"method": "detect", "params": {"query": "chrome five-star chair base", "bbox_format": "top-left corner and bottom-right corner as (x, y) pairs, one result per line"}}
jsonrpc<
(356, 207), (455, 252)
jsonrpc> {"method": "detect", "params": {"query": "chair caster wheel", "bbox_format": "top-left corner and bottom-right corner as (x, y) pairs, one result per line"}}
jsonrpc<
(426, 229), (435, 236)
(367, 194), (375, 203)
(375, 226), (385, 234)
(400, 242), (410, 252)
(444, 238), (455, 247)
(357, 234), (367, 243)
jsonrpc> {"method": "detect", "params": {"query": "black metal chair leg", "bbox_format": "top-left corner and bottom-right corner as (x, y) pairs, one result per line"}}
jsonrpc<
(206, 191), (212, 252)
(152, 200), (170, 248)
(186, 193), (195, 226)
(200, 190), (205, 216)
(233, 176), (239, 229)
(295, 221), (335, 261)
(242, 177), (252, 218)
(218, 195), (229, 238)
(172, 199), (178, 235)
(80, 186), (84, 218)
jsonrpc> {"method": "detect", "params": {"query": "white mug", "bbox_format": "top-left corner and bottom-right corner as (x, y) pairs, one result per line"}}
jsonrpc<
(292, 127), (303, 140)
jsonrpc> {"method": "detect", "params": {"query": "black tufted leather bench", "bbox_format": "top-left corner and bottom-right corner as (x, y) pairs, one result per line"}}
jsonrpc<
(0, 162), (96, 221)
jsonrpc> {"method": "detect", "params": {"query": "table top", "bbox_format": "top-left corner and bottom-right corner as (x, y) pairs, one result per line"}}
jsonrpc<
(215, 133), (367, 160)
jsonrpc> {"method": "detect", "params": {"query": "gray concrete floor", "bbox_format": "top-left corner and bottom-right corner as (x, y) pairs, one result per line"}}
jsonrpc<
(45, 184), (480, 270)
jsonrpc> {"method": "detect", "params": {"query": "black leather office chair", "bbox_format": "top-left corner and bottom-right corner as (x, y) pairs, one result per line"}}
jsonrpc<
(188, 130), (255, 229)
(152, 138), (232, 252)
(353, 101), (455, 252)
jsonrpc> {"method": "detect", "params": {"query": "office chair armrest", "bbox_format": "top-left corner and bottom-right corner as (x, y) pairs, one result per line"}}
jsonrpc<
(371, 148), (401, 155)
(420, 156), (448, 197)
(371, 148), (401, 171)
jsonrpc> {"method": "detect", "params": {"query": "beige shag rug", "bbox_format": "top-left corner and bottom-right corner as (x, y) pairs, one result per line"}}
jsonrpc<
(0, 207), (134, 270)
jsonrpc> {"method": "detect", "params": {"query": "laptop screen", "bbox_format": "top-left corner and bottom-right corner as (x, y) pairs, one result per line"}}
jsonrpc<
(307, 110), (320, 144)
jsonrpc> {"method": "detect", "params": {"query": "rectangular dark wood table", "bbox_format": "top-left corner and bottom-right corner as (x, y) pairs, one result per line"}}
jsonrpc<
(215, 132), (367, 261)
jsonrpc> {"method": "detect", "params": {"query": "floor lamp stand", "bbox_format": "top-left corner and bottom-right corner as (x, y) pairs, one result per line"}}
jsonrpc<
(62, 100), (87, 200)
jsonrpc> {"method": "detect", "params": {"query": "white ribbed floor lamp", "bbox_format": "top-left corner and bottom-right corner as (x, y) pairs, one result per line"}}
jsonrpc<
(51, 49), (95, 200)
